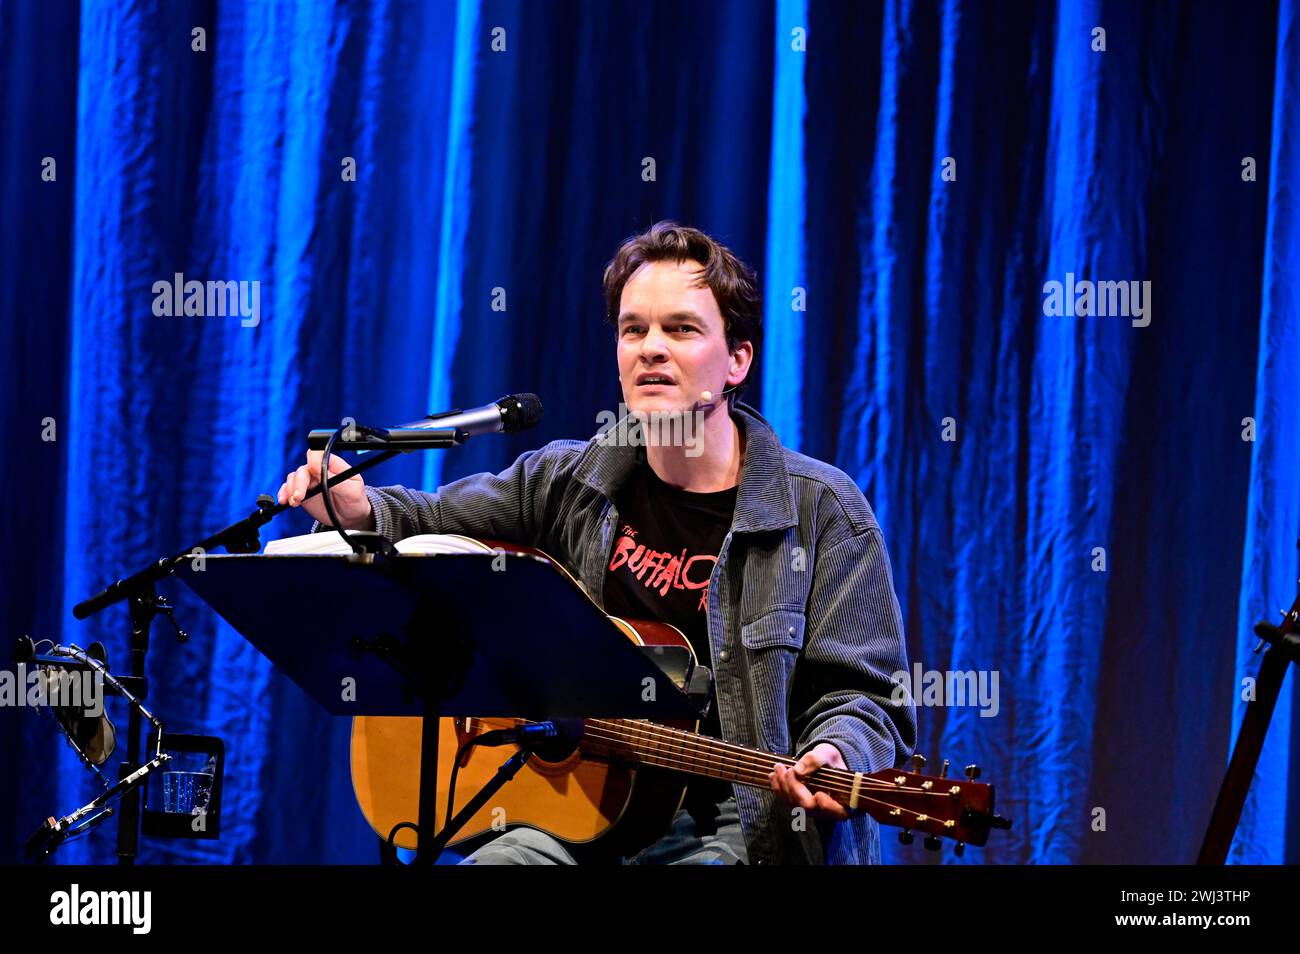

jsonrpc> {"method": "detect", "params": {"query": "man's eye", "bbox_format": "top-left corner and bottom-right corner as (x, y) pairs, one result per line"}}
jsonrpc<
(622, 325), (643, 335)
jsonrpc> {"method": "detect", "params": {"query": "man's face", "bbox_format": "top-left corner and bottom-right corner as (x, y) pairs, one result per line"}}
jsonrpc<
(615, 260), (751, 418)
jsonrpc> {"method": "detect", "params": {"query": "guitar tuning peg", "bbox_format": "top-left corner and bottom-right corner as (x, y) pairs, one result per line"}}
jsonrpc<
(923, 835), (942, 851)
(954, 842), (965, 857)
(939, 759), (950, 779)
(906, 754), (926, 773)
(898, 830), (914, 845)
(964, 764), (981, 781)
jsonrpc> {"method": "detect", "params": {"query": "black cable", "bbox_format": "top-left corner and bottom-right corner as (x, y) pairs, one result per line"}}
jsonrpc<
(444, 737), (480, 828)
(378, 736), (479, 859)
(386, 821), (418, 850)
(319, 426), (366, 557)
(382, 737), (524, 861)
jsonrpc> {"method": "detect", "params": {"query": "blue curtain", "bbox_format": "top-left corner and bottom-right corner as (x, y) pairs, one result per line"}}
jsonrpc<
(2, 0), (1296, 865)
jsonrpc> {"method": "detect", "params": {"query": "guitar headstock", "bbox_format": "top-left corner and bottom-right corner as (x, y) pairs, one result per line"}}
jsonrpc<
(855, 756), (1011, 855)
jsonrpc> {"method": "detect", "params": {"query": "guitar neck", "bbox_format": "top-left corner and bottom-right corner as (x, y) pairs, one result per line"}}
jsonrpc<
(580, 718), (852, 799)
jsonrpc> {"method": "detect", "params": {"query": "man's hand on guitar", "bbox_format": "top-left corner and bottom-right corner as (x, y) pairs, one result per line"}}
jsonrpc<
(277, 450), (375, 530)
(769, 743), (850, 821)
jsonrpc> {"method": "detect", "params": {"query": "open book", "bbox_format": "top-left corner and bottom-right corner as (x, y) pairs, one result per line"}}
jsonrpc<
(264, 531), (495, 556)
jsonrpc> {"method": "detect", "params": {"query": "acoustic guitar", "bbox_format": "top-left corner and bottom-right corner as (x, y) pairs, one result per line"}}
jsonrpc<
(350, 541), (1009, 857)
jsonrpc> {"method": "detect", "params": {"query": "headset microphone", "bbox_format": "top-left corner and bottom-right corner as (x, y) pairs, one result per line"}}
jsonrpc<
(697, 384), (739, 406)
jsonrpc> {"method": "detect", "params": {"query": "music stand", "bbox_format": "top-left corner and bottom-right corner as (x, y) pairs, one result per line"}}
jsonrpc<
(179, 549), (703, 862)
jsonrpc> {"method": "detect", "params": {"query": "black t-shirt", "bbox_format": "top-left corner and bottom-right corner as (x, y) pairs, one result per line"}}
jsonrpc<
(601, 463), (737, 810)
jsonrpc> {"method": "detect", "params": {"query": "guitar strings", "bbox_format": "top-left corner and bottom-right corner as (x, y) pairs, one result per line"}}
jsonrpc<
(578, 729), (948, 826)
(579, 721), (949, 802)
(553, 716), (933, 798)
(582, 725), (870, 797)
(452, 719), (962, 832)
(473, 716), (958, 804)
(582, 718), (916, 794)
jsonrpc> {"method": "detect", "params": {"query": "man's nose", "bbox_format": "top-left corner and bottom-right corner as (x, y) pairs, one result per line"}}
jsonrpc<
(639, 325), (670, 360)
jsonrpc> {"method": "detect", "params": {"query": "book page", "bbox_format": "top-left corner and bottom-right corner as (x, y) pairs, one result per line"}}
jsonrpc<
(264, 532), (494, 556)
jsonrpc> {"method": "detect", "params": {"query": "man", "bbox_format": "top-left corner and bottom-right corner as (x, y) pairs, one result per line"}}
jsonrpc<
(278, 221), (915, 864)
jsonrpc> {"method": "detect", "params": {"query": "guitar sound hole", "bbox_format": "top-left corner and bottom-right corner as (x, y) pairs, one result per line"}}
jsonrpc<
(531, 735), (580, 763)
(527, 727), (585, 764)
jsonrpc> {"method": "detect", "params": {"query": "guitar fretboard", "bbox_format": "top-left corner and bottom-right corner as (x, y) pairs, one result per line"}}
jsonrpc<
(579, 718), (855, 797)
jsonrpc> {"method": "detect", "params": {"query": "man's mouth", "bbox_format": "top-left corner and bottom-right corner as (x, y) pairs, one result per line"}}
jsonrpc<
(636, 373), (676, 388)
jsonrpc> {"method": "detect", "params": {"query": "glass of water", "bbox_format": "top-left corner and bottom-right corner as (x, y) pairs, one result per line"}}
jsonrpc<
(162, 770), (215, 814)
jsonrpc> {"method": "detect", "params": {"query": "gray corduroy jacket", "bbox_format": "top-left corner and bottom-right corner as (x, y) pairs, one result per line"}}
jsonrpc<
(357, 402), (915, 864)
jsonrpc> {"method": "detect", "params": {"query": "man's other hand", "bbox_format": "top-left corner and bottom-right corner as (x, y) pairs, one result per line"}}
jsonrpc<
(769, 742), (851, 822)
(276, 450), (374, 529)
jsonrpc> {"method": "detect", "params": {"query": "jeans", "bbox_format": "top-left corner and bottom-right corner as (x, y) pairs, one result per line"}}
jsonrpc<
(457, 796), (748, 865)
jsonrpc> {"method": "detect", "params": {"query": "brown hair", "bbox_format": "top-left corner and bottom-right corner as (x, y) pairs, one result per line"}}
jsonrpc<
(602, 221), (762, 404)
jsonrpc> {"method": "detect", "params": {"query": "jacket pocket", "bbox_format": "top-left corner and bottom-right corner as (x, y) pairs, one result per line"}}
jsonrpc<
(741, 607), (806, 651)
(740, 608), (806, 754)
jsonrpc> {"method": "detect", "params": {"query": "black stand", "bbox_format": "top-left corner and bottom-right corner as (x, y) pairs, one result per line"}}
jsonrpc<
(1197, 538), (1300, 864)
(69, 426), (462, 863)
(416, 698), (442, 865)
(114, 590), (154, 863)
(426, 748), (532, 860)
(179, 550), (703, 864)
(19, 637), (169, 860)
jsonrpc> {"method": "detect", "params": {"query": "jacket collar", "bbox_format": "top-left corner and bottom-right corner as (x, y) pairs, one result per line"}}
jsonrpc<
(573, 401), (797, 534)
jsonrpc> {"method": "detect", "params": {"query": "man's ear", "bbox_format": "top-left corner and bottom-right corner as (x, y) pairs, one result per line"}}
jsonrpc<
(728, 340), (754, 386)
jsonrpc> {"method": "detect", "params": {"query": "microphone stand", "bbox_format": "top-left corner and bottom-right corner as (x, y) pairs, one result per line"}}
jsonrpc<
(69, 425), (463, 864)
(1197, 534), (1300, 864)
(417, 725), (561, 864)
(25, 752), (173, 861)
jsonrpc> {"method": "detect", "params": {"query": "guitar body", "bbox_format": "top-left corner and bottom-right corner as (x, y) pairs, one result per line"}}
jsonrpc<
(350, 540), (699, 853)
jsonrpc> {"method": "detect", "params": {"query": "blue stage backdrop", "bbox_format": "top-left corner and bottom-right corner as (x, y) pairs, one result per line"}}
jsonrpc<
(2, 0), (1297, 864)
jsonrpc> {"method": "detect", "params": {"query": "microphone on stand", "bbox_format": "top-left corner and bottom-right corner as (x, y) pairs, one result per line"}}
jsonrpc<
(396, 393), (544, 437)
(307, 393), (544, 449)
